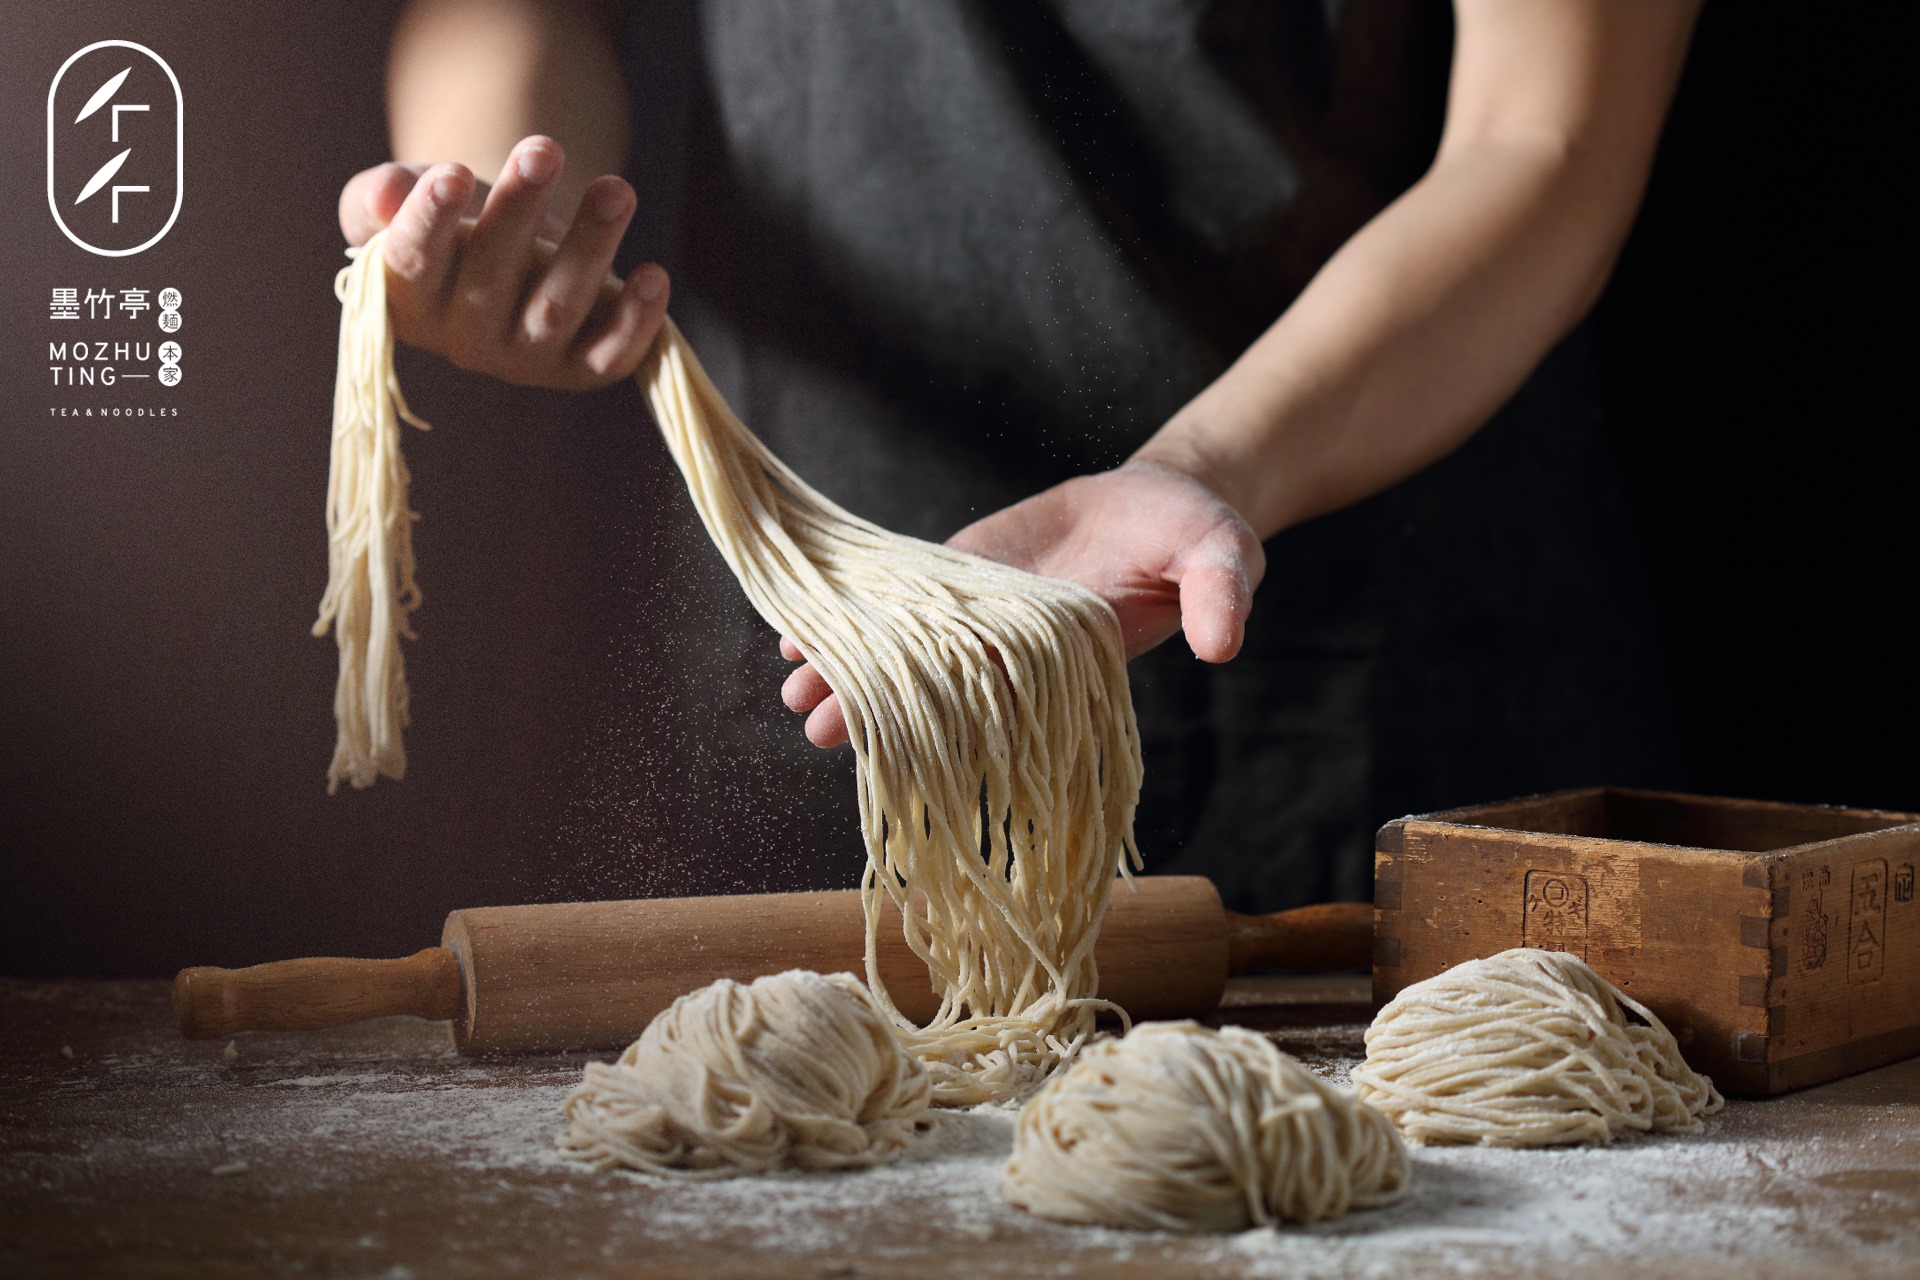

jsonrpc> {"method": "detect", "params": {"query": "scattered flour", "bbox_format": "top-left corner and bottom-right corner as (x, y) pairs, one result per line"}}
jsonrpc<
(7, 978), (1917, 1280)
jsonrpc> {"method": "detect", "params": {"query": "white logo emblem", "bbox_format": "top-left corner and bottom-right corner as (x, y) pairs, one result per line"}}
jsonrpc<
(47, 41), (184, 257)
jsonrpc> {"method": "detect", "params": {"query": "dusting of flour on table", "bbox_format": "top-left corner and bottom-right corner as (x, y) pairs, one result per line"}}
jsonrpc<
(8, 979), (1917, 1280)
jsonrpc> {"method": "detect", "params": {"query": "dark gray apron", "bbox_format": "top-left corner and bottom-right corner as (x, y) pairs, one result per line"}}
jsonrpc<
(611, 0), (1678, 912)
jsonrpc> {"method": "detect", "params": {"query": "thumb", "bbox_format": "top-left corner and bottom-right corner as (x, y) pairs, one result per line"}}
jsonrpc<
(1175, 538), (1259, 663)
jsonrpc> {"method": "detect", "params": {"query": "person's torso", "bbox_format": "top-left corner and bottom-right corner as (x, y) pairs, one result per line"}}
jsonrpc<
(603, 1), (1676, 912)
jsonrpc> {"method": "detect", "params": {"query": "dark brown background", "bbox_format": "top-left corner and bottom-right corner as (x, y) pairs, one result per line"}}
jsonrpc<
(1, 0), (858, 980)
(2, 2), (1911, 977)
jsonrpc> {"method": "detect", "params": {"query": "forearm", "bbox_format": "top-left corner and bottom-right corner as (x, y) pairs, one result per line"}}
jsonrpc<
(1135, 0), (1699, 540)
(387, 0), (628, 218)
(1137, 146), (1636, 537)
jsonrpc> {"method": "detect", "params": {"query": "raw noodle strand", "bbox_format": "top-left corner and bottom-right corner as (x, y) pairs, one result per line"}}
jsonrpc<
(640, 318), (1143, 1105)
(1352, 948), (1724, 1146)
(314, 230), (428, 793)
(318, 248), (1145, 1104)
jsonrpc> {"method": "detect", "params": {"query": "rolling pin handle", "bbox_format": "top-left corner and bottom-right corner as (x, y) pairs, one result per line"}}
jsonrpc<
(1225, 902), (1374, 974)
(172, 947), (465, 1040)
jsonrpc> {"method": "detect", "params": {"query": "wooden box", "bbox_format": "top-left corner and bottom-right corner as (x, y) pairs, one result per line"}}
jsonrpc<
(1373, 788), (1920, 1094)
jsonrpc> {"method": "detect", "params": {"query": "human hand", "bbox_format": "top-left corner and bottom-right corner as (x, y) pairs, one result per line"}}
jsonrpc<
(780, 460), (1266, 747)
(336, 135), (669, 390)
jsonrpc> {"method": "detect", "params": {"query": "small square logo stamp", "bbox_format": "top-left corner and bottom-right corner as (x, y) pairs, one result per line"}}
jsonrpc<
(1523, 871), (1589, 958)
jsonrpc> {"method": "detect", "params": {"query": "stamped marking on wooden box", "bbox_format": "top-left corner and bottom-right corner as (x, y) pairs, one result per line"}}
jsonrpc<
(1522, 871), (1589, 958)
(1801, 866), (1832, 972)
(1378, 789), (1920, 1094)
(1849, 860), (1887, 985)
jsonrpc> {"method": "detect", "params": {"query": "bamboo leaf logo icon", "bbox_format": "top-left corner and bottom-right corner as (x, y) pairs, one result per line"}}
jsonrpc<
(75, 148), (132, 205)
(75, 67), (131, 123)
(47, 40), (184, 256)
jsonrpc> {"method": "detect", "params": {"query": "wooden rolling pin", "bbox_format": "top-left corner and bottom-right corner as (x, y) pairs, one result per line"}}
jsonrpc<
(174, 876), (1370, 1054)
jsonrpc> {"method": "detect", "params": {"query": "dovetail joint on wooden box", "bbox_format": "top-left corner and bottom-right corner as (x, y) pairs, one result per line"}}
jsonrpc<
(1373, 878), (1402, 912)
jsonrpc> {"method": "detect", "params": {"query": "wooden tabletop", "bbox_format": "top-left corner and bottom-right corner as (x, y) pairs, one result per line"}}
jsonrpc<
(2, 975), (1915, 1280)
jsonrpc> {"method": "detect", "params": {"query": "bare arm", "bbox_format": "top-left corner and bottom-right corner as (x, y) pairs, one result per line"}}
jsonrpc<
(1133, 0), (1703, 537)
(338, 0), (668, 390)
(387, 0), (630, 221)
(785, 0), (1701, 747)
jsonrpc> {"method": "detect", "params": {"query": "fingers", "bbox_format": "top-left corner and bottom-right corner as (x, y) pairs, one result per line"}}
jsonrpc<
(339, 161), (426, 246)
(783, 661), (850, 747)
(355, 134), (668, 390)
(380, 164), (473, 305)
(1176, 558), (1250, 663)
(521, 176), (632, 350)
(465, 139), (563, 289)
(776, 641), (851, 748)
(577, 262), (670, 383)
(805, 695), (851, 749)
(781, 662), (833, 713)
(440, 138), (562, 366)
(1175, 530), (1264, 664)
